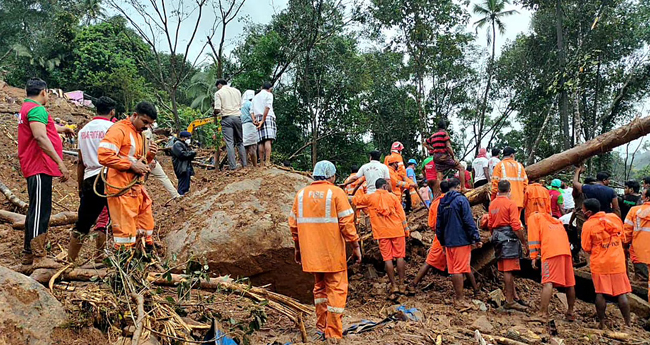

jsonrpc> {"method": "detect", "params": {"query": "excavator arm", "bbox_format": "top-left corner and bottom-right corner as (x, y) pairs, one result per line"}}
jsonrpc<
(187, 117), (216, 134)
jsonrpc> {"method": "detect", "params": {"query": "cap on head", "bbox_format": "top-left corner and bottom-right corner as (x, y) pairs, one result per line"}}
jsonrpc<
(242, 90), (255, 101)
(551, 179), (562, 188)
(391, 141), (404, 151)
(179, 131), (192, 138)
(313, 160), (336, 179)
(408, 159), (417, 165)
(503, 147), (516, 157)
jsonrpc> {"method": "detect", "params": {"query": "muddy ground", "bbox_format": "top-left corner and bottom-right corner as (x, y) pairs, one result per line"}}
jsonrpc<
(1, 82), (650, 344)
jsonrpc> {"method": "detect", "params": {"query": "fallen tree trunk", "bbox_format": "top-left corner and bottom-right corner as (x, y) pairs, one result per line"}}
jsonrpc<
(0, 181), (28, 210)
(468, 116), (650, 205)
(0, 210), (78, 229)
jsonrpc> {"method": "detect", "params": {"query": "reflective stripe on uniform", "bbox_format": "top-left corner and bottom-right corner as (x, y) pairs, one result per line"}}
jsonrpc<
(289, 211), (296, 219)
(338, 209), (354, 218)
(327, 306), (345, 314)
(99, 142), (119, 153)
(114, 236), (136, 244)
(314, 298), (328, 305)
(297, 190), (305, 218)
(625, 219), (634, 225)
(529, 241), (540, 245)
(325, 189), (333, 218)
(297, 217), (338, 224)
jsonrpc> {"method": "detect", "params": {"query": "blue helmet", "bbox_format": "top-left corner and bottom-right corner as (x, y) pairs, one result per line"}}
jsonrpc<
(407, 159), (417, 165)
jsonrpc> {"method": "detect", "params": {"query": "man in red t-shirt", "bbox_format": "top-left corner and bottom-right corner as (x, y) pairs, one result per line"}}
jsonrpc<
(17, 78), (72, 267)
(423, 119), (468, 192)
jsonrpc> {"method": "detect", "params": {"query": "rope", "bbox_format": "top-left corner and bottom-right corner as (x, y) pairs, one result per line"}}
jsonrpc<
(94, 131), (150, 198)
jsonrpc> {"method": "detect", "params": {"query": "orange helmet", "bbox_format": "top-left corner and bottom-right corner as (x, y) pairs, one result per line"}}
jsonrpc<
(391, 141), (404, 151)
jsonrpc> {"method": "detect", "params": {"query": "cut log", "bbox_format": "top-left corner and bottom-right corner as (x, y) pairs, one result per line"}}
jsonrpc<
(468, 116), (650, 205)
(0, 180), (28, 210)
(29, 267), (108, 284)
(1, 211), (78, 230)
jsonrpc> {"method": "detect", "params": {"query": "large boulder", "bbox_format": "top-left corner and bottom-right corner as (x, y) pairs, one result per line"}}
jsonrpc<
(0, 265), (68, 345)
(164, 168), (315, 302)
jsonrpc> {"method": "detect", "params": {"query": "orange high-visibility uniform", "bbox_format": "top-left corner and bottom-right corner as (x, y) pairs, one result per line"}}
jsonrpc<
(98, 119), (155, 248)
(491, 157), (528, 208)
(344, 174), (365, 196)
(489, 196), (523, 271)
(355, 190), (409, 239)
(426, 194), (446, 271)
(528, 212), (571, 261)
(624, 203), (650, 301)
(288, 181), (358, 340)
(582, 212), (631, 296)
(524, 183), (551, 222)
(624, 203), (650, 264)
(389, 166), (413, 199)
(528, 212), (575, 287)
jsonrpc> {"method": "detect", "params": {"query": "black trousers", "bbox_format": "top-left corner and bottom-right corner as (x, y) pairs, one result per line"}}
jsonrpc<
(75, 176), (108, 235)
(24, 174), (53, 253)
(177, 172), (191, 195)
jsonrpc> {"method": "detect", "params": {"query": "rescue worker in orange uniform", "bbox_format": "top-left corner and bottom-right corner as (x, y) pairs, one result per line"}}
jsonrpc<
(98, 102), (158, 250)
(582, 198), (631, 328)
(384, 141), (406, 175)
(410, 180), (450, 294)
(484, 180), (528, 311)
(491, 147), (528, 213)
(528, 211), (576, 320)
(385, 141), (419, 211)
(288, 160), (361, 342)
(523, 179), (551, 224)
(387, 155), (416, 201)
(355, 178), (410, 294)
(623, 188), (650, 301)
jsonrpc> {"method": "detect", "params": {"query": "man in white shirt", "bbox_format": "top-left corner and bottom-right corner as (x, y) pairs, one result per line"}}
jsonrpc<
(252, 82), (276, 166)
(345, 150), (390, 194)
(472, 148), (490, 188)
(214, 79), (246, 170)
(68, 96), (116, 262)
(488, 148), (501, 176)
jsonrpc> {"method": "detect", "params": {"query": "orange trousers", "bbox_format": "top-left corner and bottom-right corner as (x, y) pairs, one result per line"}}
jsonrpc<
(107, 185), (154, 249)
(313, 270), (348, 339)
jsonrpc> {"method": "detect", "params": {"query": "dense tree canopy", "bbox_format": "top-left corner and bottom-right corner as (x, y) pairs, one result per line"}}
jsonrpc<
(1, 0), (649, 178)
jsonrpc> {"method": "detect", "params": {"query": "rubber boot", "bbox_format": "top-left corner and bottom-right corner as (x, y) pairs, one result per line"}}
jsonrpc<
(67, 231), (83, 263)
(94, 231), (107, 264)
(31, 233), (62, 269)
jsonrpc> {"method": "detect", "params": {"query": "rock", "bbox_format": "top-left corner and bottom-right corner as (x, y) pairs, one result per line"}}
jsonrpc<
(549, 337), (565, 345)
(164, 168), (314, 302)
(628, 292), (650, 319)
(0, 265), (67, 345)
(471, 315), (494, 333)
(488, 288), (505, 307)
(365, 266), (379, 279)
(410, 231), (423, 243)
(472, 299), (488, 312)
(554, 292), (568, 310)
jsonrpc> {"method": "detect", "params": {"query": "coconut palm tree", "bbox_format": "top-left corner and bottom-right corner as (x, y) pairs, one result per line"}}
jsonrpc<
(473, 0), (518, 64)
(471, 0), (518, 156)
(78, 0), (107, 25)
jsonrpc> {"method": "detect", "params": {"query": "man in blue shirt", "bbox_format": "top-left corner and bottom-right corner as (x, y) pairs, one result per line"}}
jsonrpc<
(573, 166), (620, 218)
(406, 159), (417, 184)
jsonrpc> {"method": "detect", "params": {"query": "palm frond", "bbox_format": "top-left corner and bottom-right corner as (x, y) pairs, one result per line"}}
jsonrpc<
(472, 3), (490, 16)
(497, 9), (519, 17)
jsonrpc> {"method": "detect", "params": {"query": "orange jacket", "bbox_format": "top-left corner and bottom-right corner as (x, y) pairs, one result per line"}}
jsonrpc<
(98, 119), (154, 191)
(428, 194), (445, 254)
(582, 212), (626, 274)
(351, 182), (370, 210)
(488, 195), (522, 232)
(384, 151), (406, 175)
(491, 158), (528, 208)
(355, 189), (409, 239)
(624, 203), (650, 264)
(389, 166), (413, 198)
(524, 183), (551, 221)
(288, 181), (359, 273)
(527, 212), (571, 261)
